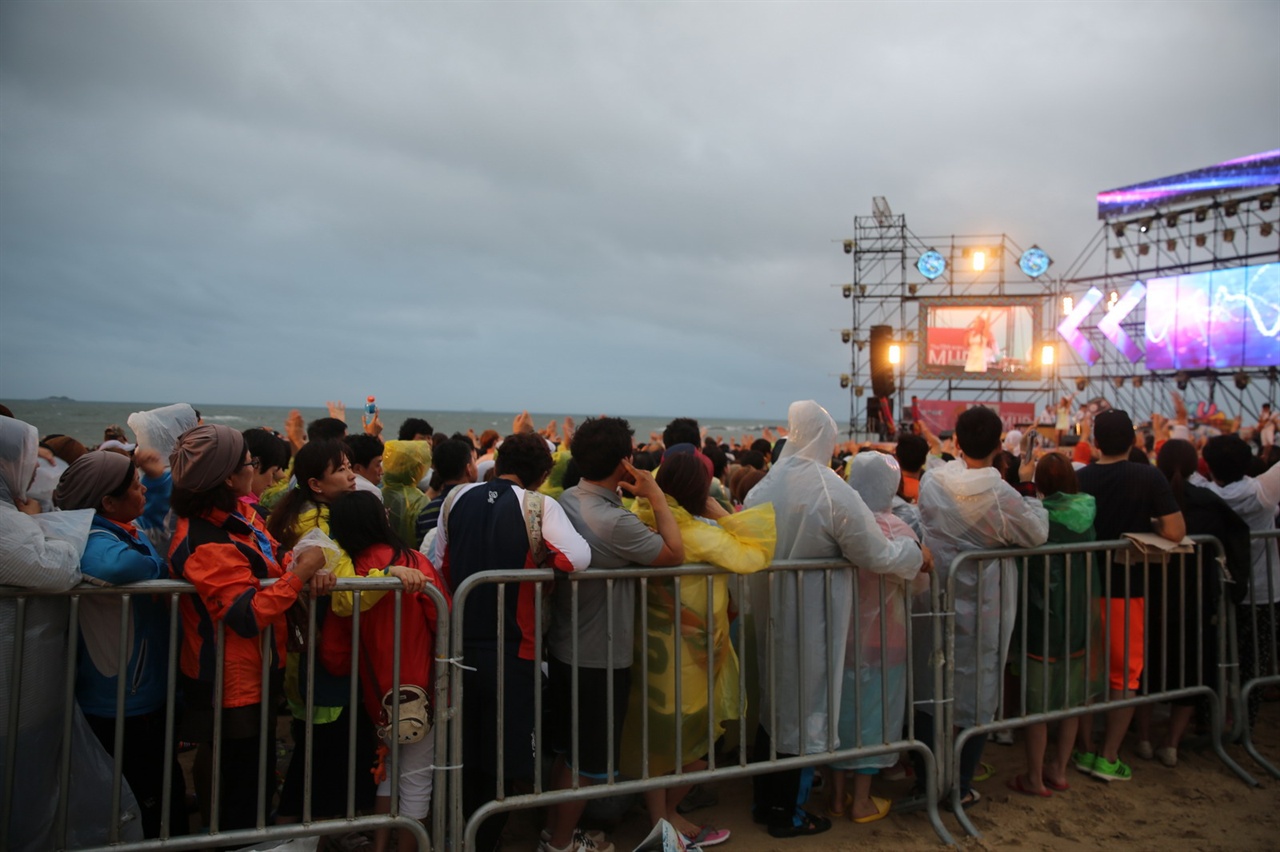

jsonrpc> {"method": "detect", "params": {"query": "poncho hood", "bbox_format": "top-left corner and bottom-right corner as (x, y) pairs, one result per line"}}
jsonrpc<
(1042, 491), (1096, 535)
(0, 415), (38, 506)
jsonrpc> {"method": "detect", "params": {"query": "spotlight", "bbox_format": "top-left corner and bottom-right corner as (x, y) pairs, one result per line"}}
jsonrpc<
(854, 385), (865, 397)
(917, 249), (946, 280)
(1260, 193), (1275, 211)
(1108, 290), (1119, 309)
(1040, 344), (1055, 366)
(1113, 247), (1124, 259)
(1113, 376), (1125, 388)
(905, 330), (916, 342)
(839, 373), (850, 389)
(841, 329), (852, 344)
(1194, 207), (1209, 222)
(1195, 234), (1207, 247)
(858, 284), (867, 297)
(1176, 371), (1190, 391)
(1075, 377), (1088, 392)
(1018, 246), (1052, 278)
(1235, 371), (1250, 390)
(1133, 375), (1144, 389)
(1138, 244), (1150, 256)
(1062, 295), (1074, 314)
(888, 343), (902, 366)
(1224, 228), (1235, 243)
(1224, 200), (1239, 217)
(1139, 217), (1153, 233)
(1262, 222), (1275, 237)
(908, 283), (919, 295)
(1166, 238), (1178, 251)
(843, 240), (854, 255)
(1165, 212), (1179, 228)
(972, 250), (987, 272)
(842, 284), (853, 298)
(1113, 223), (1126, 238)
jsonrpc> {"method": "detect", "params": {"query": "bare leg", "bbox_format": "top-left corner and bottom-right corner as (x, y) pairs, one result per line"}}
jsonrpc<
(373, 796), (417, 852)
(827, 767), (847, 816)
(1134, 703), (1153, 745)
(1166, 705), (1195, 749)
(545, 760), (592, 849)
(1100, 700), (1135, 763)
(850, 773), (884, 820)
(1021, 722), (1049, 793)
(1076, 712), (1094, 754)
(1046, 718), (1078, 789)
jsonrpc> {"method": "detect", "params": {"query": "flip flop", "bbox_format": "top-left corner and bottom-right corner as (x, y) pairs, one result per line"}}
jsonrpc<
(853, 796), (893, 824)
(767, 810), (832, 838)
(972, 761), (996, 782)
(1042, 774), (1070, 792)
(1007, 773), (1052, 798)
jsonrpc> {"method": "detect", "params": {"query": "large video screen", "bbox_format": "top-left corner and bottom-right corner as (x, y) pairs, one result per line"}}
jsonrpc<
(918, 297), (1041, 380)
(1096, 149), (1280, 220)
(1144, 263), (1280, 370)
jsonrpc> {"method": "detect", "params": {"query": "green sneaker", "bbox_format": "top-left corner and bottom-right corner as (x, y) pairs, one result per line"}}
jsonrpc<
(1091, 755), (1133, 782)
(1072, 750), (1096, 773)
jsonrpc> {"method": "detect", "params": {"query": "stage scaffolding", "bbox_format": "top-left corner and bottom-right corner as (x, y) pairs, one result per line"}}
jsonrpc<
(839, 197), (1059, 439)
(1056, 185), (1280, 424)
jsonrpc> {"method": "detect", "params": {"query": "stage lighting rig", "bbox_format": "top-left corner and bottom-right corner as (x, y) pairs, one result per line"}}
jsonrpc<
(1139, 217), (1153, 233)
(1262, 222), (1275, 237)
(841, 329), (852, 344)
(1165, 212), (1180, 228)
(1138, 244), (1150, 256)
(1224, 200), (1239, 217)
(843, 240), (854, 255)
(1195, 234), (1207, 247)
(1224, 228), (1236, 243)
(1194, 207), (1209, 222)
(839, 374), (850, 389)
(1261, 193), (1275, 211)
(1113, 248), (1124, 259)
(1235, 371), (1250, 390)
(1113, 223), (1126, 238)
(1075, 377), (1088, 391)
(1176, 371), (1190, 390)
(1166, 239), (1177, 251)
(842, 285), (853, 298)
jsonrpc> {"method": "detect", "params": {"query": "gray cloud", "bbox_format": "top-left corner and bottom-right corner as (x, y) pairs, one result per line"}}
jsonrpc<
(2, 1), (1277, 419)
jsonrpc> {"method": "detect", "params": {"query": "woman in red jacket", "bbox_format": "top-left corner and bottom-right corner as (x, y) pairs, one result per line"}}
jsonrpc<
(168, 424), (330, 832)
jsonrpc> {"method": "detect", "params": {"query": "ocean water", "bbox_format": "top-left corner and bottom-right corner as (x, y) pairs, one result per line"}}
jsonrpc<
(2, 398), (785, 448)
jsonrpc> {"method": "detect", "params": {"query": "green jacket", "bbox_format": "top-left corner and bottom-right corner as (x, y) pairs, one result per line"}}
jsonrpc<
(1014, 492), (1099, 660)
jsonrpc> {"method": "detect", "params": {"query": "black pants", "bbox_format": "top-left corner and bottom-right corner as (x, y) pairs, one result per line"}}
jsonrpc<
(910, 711), (987, 795)
(751, 725), (804, 830)
(1238, 601), (1278, 727)
(85, 710), (189, 838)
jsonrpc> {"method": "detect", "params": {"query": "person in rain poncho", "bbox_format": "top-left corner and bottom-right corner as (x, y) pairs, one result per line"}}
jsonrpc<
(381, 439), (432, 548)
(743, 401), (927, 839)
(620, 450), (776, 844)
(826, 451), (928, 823)
(914, 405), (1048, 807)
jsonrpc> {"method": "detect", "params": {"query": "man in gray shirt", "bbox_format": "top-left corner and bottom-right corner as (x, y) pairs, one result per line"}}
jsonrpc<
(541, 417), (684, 852)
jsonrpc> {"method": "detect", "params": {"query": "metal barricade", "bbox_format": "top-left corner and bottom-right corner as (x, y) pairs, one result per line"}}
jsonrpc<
(1237, 528), (1280, 778)
(1, 576), (449, 852)
(942, 536), (1258, 838)
(447, 558), (955, 852)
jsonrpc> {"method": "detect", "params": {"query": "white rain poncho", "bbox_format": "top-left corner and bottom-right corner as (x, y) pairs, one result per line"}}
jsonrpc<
(0, 416), (142, 849)
(836, 451), (923, 769)
(914, 459), (1048, 727)
(126, 402), (199, 460)
(744, 402), (922, 755)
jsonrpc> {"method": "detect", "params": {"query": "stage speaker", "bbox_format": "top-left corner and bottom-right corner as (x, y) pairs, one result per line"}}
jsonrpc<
(869, 324), (896, 398)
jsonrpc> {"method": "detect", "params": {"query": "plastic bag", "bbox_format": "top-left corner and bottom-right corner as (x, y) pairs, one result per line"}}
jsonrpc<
(293, 526), (343, 574)
(126, 403), (199, 460)
(632, 819), (692, 852)
(31, 508), (94, 558)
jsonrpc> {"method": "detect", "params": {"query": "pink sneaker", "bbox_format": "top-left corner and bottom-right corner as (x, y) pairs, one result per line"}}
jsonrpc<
(684, 826), (731, 847)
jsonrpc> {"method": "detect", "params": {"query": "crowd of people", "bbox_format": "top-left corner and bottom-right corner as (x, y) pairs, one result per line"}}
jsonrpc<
(0, 391), (1276, 852)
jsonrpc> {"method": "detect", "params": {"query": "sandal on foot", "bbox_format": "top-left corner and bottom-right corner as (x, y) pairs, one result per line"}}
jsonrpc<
(683, 826), (730, 848)
(1007, 774), (1052, 798)
(944, 788), (982, 811)
(853, 796), (892, 824)
(767, 810), (832, 838)
(1042, 773), (1070, 792)
(972, 761), (996, 782)
(826, 793), (853, 820)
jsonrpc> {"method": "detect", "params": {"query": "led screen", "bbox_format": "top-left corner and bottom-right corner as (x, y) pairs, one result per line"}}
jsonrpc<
(1144, 263), (1280, 370)
(1096, 150), (1280, 219)
(918, 298), (1040, 380)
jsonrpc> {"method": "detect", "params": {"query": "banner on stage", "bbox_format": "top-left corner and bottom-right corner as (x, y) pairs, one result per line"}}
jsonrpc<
(914, 400), (1036, 436)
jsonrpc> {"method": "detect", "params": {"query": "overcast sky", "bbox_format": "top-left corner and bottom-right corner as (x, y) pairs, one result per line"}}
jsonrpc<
(1, 1), (1277, 420)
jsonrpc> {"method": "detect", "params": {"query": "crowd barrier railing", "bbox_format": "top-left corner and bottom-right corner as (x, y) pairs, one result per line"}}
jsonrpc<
(1, 576), (448, 852)
(1237, 528), (1280, 779)
(447, 559), (956, 851)
(942, 535), (1259, 838)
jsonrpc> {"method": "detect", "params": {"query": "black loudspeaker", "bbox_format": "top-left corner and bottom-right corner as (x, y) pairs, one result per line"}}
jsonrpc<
(869, 324), (896, 398)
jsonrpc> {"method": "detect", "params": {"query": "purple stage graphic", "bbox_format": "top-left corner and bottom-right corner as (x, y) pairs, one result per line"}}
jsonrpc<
(1144, 263), (1280, 370)
(1097, 150), (1280, 220)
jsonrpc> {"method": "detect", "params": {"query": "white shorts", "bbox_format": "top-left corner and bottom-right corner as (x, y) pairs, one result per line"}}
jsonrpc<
(377, 735), (435, 820)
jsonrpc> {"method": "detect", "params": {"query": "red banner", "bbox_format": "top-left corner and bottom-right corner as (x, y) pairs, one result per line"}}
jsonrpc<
(914, 400), (1036, 435)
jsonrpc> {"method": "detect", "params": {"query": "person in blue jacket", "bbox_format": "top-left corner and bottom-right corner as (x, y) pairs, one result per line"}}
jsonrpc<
(54, 447), (187, 838)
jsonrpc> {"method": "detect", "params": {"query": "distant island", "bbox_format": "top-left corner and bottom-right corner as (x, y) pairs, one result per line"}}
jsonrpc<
(43, 395), (75, 401)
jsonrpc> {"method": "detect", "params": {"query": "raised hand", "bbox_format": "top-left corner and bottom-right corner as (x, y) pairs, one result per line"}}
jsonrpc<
(326, 400), (347, 422)
(285, 410), (306, 450)
(133, 448), (166, 479)
(362, 411), (383, 438)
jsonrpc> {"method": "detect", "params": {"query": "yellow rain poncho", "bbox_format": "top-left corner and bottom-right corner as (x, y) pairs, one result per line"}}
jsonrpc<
(619, 496), (776, 778)
(538, 447), (573, 500)
(381, 440), (432, 550)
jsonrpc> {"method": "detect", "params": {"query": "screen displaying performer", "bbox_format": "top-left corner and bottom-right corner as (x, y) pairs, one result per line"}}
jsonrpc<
(919, 299), (1039, 379)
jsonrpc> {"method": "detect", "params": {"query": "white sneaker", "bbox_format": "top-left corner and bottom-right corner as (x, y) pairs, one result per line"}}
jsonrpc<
(994, 729), (1015, 746)
(539, 829), (614, 852)
(1135, 739), (1154, 760)
(1156, 746), (1178, 767)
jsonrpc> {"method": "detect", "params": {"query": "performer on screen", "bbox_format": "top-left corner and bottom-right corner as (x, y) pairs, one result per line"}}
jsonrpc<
(963, 314), (998, 373)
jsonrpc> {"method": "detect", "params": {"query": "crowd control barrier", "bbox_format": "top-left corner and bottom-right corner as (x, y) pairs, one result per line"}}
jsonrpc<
(942, 536), (1258, 838)
(1, 577), (449, 852)
(447, 560), (956, 850)
(1238, 529), (1280, 779)
(4, 539), (1275, 851)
